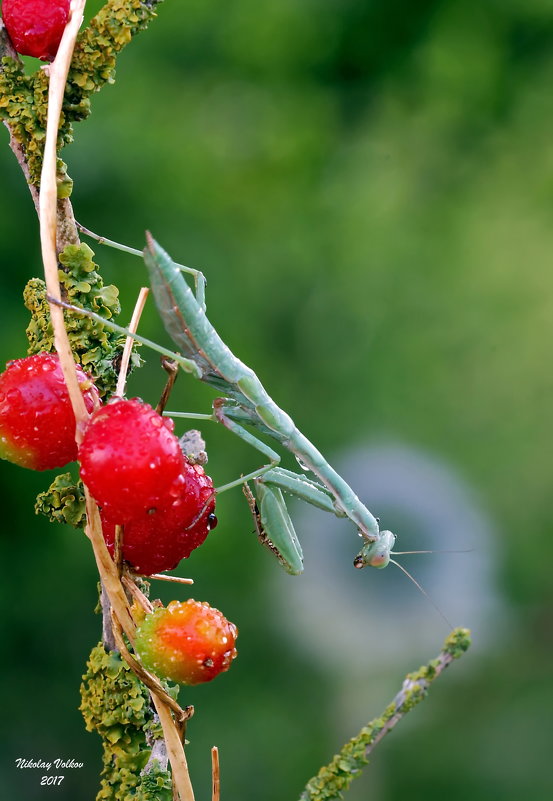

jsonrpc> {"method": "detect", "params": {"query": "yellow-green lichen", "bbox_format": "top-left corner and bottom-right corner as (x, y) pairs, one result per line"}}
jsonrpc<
(80, 643), (175, 801)
(35, 472), (86, 528)
(24, 241), (140, 397)
(298, 628), (471, 801)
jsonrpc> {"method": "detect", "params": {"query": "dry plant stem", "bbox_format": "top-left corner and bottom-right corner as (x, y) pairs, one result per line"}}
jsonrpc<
(85, 493), (137, 641)
(85, 409), (196, 801)
(146, 573), (195, 585)
(114, 525), (124, 577)
(211, 747), (220, 801)
(112, 608), (197, 801)
(11, 4), (195, 799)
(153, 696), (196, 801)
(122, 573), (154, 614)
(115, 286), (150, 397)
(100, 581), (116, 651)
(156, 357), (179, 415)
(38, 0), (89, 435)
(110, 610), (187, 720)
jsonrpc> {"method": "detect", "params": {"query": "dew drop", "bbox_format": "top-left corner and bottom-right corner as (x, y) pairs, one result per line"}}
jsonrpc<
(295, 455), (311, 472)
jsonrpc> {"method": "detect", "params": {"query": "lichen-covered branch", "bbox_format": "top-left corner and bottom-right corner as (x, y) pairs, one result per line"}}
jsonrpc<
(2, 4), (183, 798)
(81, 643), (175, 801)
(298, 628), (471, 801)
(0, 1), (163, 187)
(24, 242), (137, 397)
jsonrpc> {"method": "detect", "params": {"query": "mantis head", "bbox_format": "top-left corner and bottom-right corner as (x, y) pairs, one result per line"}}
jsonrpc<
(353, 530), (396, 569)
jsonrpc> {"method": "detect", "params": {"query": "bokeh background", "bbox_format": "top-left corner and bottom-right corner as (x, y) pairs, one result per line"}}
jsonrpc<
(1, 0), (552, 798)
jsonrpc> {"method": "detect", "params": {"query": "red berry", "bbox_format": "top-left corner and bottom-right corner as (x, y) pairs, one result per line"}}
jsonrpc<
(102, 463), (217, 575)
(135, 600), (238, 685)
(79, 398), (189, 523)
(2, 0), (70, 62)
(0, 352), (99, 470)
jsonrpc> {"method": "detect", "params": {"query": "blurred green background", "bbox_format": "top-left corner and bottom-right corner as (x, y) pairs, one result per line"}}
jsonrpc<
(1, 0), (553, 798)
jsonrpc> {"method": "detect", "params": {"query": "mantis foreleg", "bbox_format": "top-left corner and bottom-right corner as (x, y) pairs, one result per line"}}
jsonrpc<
(257, 467), (346, 517)
(243, 482), (303, 575)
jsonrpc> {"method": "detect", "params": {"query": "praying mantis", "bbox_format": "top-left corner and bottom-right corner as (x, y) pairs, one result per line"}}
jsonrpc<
(55, 226), (398, 576)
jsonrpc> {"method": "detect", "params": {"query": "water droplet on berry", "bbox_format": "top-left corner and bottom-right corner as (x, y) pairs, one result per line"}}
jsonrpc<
(207, 513), (218, 530)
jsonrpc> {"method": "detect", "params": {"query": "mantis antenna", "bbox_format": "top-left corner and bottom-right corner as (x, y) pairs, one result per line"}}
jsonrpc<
(389, 559), (454, 630)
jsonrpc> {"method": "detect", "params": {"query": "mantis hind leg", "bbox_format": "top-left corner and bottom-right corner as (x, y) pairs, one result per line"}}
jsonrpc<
(76, 222), (207, 310)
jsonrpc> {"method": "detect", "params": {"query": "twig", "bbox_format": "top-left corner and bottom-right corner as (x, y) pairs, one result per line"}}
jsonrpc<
(142, 714), (169, 775)
(38, 0), (89, 436)
(113, 525), (124, 578)
(145, 573), (195, 586)
(115, 286), (150, 398)
(153, 696), (196, 801)
(110, 610), (188, 721)
(121, 573), (154, 614)
(156, 356), (179, 415)
(5, 4), (196, 800)
(85, 492), (137, 642)
(0, 21), (40, 214)
(211, 747), (220, 801)
(100, 581), (116, 652)
(298, 628), (471, 801)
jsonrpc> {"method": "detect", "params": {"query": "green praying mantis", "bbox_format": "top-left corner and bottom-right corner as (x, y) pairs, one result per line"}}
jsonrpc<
(53, 226), (400, 577)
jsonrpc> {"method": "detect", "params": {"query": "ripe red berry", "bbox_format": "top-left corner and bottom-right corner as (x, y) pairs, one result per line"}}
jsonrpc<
(2, 0), (70, 62)
(102, 463), (217, 575)
(0, 352), (99, 470)
(135, 600), (238, 685)
(79, 398), (190, 523)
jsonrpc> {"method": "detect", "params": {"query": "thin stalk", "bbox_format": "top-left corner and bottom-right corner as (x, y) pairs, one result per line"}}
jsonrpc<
(115, 286), (150, 397)
(146, 574), (195, 586)
(298, 628), (471, 801)
(211, 747), (220, 801)
(38, 0), (89, 436)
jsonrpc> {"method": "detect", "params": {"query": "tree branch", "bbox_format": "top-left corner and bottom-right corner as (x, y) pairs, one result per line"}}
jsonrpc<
(298, 627), (471, 801)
